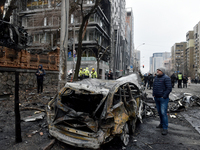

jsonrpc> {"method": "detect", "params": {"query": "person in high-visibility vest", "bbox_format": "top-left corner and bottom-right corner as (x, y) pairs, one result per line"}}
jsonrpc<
(84, 67), (90, 78)
(79, 68), (84, 80)
(91, 68), (97, 78)
(177, 72), (183, 88)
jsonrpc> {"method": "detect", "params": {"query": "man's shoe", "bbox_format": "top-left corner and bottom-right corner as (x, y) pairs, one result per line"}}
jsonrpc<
(162, 129), (168, 135)
(156, 124), (163, 128)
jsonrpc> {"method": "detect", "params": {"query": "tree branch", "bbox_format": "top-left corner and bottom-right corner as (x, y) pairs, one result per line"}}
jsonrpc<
(98, 46), (110, 61)
(80, 0), (84, 18)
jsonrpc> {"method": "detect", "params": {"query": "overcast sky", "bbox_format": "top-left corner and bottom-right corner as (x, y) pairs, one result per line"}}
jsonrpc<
(126, 0), (200, 73)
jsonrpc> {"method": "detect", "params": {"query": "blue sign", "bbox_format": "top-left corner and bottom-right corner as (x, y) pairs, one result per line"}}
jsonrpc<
(130, 66), (133, 68)
(178, 71), (179, 73)
(175, 71), (176, 73)
(68, 52), (72, 58)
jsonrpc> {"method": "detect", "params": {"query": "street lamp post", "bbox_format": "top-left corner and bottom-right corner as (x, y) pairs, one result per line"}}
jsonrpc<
(134, 43), (145, 72)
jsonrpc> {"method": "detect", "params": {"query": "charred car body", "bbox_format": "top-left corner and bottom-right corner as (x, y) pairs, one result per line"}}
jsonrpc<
(0, 20), (32, 49)
(47, 74), (145, 149)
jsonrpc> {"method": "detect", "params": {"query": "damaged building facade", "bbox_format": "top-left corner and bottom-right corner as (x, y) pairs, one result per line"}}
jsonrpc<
(19, 0), (111, 79)
(0, 0), (60, 95)
(67, 0), (111, 79)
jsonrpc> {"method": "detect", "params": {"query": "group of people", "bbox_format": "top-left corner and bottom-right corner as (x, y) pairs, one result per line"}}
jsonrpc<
(143, 73), (156, 89)
(79, 67), (97, 79)
(79, 68), (114, 80)
(170, 72), (190, 88)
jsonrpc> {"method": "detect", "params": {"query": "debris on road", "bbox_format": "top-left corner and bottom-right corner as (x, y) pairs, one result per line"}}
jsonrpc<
(169, 114), (177, 119)
(40, 132), (44, 136)
(26, 128), (42, 137)
(22, 112), (45, 122)
(20, 107), (45, 112)
(169, 93), (200, 112)
(42, 139), (56, 150)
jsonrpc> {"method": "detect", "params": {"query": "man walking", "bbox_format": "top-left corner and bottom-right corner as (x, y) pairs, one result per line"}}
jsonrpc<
(153, 68), (172, 135)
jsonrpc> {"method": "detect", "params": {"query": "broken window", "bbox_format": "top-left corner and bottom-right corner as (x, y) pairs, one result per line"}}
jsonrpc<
(61, 89), (104, 116)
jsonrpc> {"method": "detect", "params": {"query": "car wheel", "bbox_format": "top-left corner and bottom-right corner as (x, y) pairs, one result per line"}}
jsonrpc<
(120, 123), (130, 146)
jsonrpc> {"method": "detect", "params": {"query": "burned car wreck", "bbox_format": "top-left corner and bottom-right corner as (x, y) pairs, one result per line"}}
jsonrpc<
(47, 74), (145, 149)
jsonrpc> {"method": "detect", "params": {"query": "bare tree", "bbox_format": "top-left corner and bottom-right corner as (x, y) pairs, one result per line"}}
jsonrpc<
(73, 0), (102, 81)
(95, 39), (110, 78)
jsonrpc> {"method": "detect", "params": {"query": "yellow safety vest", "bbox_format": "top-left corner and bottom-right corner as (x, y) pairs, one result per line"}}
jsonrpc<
(79, 70), (84, 76)
(91, 71), (97, 78)
(85, 69), (89, 76)
(178, 74), (182, 80)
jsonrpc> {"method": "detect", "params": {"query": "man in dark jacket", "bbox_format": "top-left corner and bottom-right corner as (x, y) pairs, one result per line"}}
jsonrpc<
(107, 70), (113, 80)
(170, 73), (176, 88)
(35, 64), (46, 93)
(148, 73), (154, 89)
(183, 74), (188, 88)
(144, 73), (148, 87)
(153, 67), (172, 135)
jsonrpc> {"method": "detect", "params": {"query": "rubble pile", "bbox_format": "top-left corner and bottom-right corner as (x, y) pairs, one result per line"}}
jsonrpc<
(143, 93), (200, 117)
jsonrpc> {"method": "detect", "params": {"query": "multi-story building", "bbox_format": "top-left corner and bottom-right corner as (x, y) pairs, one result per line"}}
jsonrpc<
(171, 42), (187, 74)
(134, 50), (140, 71)
(150, 52), (171, 73)
(20, 1), (61, 52)
(193, 22), (200, 79)
(68, 0), (111, 79)
(186, 31), (195, 78)
(110, 0), (127, 78)
(17, 0), (111, 78)
(149, 56), (153, 73)
(163, 58), (171, 75)
(125, 8), (134, 72)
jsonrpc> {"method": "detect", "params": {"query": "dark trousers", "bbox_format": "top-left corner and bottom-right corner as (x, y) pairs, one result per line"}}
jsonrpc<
(171, 81), (175, 88)
(149, 82), (153, 89)
(144, 80), (147, 86)
(183, 83), (187, 88)
(178, 80), (182, 88)
(37, 79), (43, 93)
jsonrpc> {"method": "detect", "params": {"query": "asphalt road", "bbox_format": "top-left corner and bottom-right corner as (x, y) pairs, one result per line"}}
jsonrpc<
(0, 83), (200, 150)
(52, 83), (200, 150)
